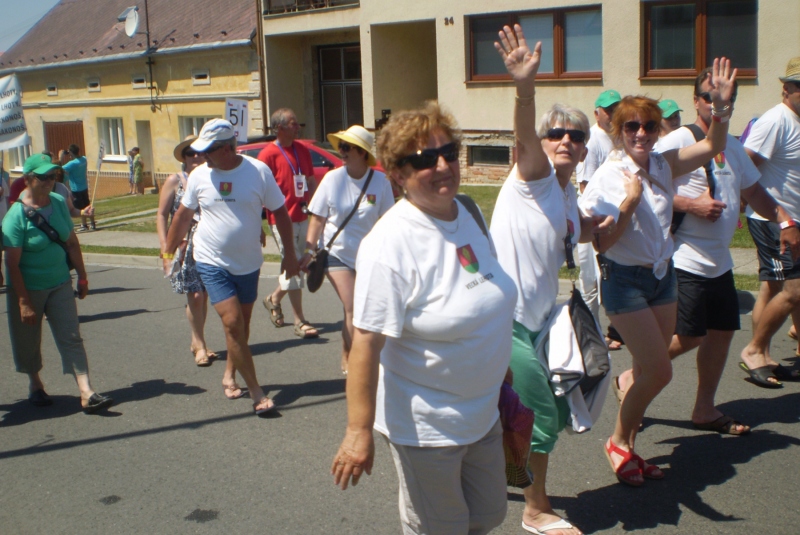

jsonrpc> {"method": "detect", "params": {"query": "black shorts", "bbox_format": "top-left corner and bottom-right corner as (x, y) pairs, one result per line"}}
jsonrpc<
(675, 268), (740, 337)
(747, 218), (800, 281)
(72, 189), (90, 210)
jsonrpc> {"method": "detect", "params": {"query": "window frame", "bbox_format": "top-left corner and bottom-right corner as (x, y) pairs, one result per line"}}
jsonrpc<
(8, 144), (32, 170)
(179, 116), (220, 139)
(468, 145), (510, 167)
(468, 6), (603, 83)
(98, 118), (126, 158)
(191, 69), (211, 86)
(643, 0), (757, 79)
(87, 77), (101, 93)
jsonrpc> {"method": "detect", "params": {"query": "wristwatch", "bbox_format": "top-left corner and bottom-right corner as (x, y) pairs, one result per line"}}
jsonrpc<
(779, 220), (798, 230)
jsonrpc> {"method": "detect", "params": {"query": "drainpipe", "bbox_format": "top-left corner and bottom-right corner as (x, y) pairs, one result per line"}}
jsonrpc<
(255, 0), (269, 136)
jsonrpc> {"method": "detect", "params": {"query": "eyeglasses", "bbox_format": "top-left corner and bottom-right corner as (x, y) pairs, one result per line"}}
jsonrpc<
(34, 172), (58, 181)
(184, 150), (200, 158)
(545, 128), (586, 143)
(397, 142), (459, 170)
(202, 143), (225, 155)
(623, 120), (659, 134)
(697, 92), (736, 104)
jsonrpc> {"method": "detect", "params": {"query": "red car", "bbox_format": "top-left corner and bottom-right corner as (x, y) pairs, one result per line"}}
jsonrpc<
(237, 139), (342, 184)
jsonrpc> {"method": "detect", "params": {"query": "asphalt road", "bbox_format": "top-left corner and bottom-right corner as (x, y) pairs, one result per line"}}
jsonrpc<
(1, 263), (799, 534)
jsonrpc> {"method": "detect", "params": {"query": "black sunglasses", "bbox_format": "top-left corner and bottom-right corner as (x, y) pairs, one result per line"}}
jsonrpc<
(697, 91), (736, 104)
(623, 120), (659, 134)
(338, 142), (362, 154)
(546, 128), (586, 143)
(184, 149), (200, 158)
(34, 172), (58, 181)
(202, 143), (225, 155)
(397, 142), (459, 170)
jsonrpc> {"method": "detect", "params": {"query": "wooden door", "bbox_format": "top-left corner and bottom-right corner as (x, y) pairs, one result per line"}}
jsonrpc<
(44, 121), (85, 157)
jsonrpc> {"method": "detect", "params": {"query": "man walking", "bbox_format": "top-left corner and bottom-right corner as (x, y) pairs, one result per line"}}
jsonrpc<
(60, 144), (96, 231)
(740, 57), (800, 387)
(615, 68), (800, 432)
(257, 108), (319, 339)
(163, 119), (299, 415)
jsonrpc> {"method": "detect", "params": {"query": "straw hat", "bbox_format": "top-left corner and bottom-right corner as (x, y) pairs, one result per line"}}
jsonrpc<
(327, 125), (377, 166)
(779, 56), (800, 83)
(173, 135), (198, 162)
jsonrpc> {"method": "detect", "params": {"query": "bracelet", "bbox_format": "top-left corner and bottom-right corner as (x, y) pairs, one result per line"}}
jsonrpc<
(711, 103), (732, 114)
(303, 248), (315, 255)
(712, 114), (730, 123)
(515, 93), (535, 106)
(160, 252), (174, 260)
(780, 219), (798, 230)
(77, 279), (89, 286)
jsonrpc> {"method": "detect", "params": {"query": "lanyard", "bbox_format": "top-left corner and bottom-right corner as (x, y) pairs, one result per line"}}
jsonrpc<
(276, 141), (301, 176)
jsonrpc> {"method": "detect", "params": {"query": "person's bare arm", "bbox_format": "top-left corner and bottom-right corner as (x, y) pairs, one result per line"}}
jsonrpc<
(162, 205), (195, 274)
(299, 213), (326, 271)
(673, 190), (727, 222)
(743, 182), (800, 261)
(745, 147), (766, 168)
(156, 174), (180, 250)
(4, 247), (36, 324)
(331, 328), (385, 490)
(65, 231), (89, 299)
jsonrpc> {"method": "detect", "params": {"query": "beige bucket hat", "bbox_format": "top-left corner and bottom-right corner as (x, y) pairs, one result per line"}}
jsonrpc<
(779, 56), (800, 83)
(173, 135), (198, 162)
(327, 125), (377, 166)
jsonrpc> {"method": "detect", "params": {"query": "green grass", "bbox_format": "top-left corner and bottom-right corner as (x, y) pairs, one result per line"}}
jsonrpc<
(92, 193), (159, 217)
(730, 214), (755, 248)
(732, 274), (760, 292)
(459, 185), (500, 225)
(105, 220), (157, 233)
(81, 245), (159, 256)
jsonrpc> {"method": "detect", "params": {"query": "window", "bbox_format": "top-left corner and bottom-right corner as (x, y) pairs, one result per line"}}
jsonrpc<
(87, 78), (101, 92)
(46, 83), (57, 96)
(469, 7), (602, 81)
(180, 116), (219, 139)
(132, 74), (147, 89)
(8, 144), (32, 170)
(98, 118), (125, 156)
(644, 0), (757, 77)
(468, 146), (509, 166)
(192, 69), (210, 86)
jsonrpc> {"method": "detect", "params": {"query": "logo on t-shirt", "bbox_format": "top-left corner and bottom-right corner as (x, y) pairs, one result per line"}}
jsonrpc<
(457, 244), (479, 274)
(714, 152), (726, 169)
(219, 182), (233, 196)
(366, 194), (376, 205)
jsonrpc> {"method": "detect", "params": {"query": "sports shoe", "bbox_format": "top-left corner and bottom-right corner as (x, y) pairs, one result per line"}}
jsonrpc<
(90, 222), (97, 231)
(77, 224), (89, 232)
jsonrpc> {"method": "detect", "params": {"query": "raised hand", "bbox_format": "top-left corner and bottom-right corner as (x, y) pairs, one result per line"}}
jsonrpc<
(708, 57), (738, 106)
(494, 24), (541, 88)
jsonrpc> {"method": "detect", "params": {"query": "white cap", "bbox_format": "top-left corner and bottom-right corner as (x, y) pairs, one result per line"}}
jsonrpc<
(190, 119), (235, 152)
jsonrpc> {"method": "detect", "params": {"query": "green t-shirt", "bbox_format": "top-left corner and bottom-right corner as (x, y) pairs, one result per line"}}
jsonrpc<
(2, 193), (73, 290)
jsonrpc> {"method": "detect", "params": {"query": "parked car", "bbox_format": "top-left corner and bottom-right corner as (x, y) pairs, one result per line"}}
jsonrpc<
(238, 139), (342, 184)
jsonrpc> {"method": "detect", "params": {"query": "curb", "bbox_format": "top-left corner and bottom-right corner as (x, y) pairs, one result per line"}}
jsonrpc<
(82, 253), (284, 277)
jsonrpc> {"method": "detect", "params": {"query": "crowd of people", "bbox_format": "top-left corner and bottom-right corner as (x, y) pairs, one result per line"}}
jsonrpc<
(3, 21), (800, 535)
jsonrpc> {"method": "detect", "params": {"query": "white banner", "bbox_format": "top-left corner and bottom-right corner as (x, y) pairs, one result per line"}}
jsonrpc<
(225, 98), (249, 143)
(0, 74), (30, 151)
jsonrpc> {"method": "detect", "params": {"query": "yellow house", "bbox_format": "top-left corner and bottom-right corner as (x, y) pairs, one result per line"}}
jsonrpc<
(259, 0), (798, 183)
(0, 0), (264, 197)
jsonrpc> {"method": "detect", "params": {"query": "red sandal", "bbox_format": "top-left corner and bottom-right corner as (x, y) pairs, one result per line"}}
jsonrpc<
(633, 453), (664, 480)
(604, 438), (644, 487)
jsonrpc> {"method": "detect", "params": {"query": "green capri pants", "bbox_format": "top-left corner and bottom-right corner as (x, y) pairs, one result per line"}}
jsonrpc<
(7, 279), (89, 376)
(509, 321), (570, 455)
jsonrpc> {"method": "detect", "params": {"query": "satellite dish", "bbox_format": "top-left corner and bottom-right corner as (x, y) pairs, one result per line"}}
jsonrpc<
(125, 9), (140, 38)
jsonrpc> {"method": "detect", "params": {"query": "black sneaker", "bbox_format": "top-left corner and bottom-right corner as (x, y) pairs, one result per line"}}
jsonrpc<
(77, 225), (89, 233)
(90, 222), (97, 231)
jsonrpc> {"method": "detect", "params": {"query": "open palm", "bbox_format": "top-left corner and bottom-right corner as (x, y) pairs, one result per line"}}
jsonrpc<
(708, 57), (738, 104)
(494, 24), (541, 84)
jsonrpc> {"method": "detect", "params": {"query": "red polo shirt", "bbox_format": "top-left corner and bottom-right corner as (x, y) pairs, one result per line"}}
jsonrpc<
(257, 141), (314, 225)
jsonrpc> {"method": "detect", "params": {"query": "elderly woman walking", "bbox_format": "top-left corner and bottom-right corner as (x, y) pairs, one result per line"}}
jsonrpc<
(330, 102), (518, 534)
(3, 154), (113, 413)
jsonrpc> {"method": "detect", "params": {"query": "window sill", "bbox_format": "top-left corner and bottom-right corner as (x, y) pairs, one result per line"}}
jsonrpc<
(102, 155), (128, 163)
(466, 77), (602, 87)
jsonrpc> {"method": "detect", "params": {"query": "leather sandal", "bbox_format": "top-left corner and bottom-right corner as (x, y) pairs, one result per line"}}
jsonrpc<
(263, 296), (284, 328)
(604, 438), (643, 487)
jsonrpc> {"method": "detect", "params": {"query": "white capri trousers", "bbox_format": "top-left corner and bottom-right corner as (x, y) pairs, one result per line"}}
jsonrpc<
(271, 219), (308, 291)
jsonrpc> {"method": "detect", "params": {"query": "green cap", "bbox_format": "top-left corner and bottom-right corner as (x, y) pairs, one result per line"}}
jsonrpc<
(23, 153), (60, 175)
(658, 99), (683, 118)
(595, 89), (622, 109)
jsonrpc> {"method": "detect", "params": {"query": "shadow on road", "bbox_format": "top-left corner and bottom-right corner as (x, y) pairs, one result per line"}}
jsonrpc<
(533, 392), (800, 533)
(269, 378), (346, 407)
(79, 308), (152, 323)
(88, 286), (146, 296)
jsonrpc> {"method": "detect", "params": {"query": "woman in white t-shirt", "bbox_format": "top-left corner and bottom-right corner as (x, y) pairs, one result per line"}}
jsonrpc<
(491, 25), (607, 535)
(300, 126), (394, 374)
(580, 62), (737, 487)
(330, 102), (518, 535)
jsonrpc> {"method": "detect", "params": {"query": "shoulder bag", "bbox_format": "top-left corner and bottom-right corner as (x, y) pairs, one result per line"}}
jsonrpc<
(21, 203), (75, 271)
(306, 169), (374, 292)
(670, 124), (716, 234)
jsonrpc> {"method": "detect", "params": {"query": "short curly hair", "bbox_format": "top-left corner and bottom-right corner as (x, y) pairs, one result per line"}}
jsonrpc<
(610, 96), (662, 147)
(376, 101), (461, 175)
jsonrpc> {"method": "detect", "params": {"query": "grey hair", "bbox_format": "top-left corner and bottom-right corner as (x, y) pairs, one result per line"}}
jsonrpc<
(270, 108), (295, 132)
(536, 103), (591, 143)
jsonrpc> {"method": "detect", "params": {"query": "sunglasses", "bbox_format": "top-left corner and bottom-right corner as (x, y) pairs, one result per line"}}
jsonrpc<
(545, 128), (586, 143)
(338, 142), (362, 154)
(397, 142), (459, 170)
(696, 92), (736, 104)
(202, 143), (225, 155)
(623, 120), (659, 134)
(184, 150), (200, 158)
(34, 172), (58, 181)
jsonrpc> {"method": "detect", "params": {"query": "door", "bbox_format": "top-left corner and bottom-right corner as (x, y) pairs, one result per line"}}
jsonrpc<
(135, 120), (155, 189)
(44, 121), (85, 157)
(319, 45), (363, 137)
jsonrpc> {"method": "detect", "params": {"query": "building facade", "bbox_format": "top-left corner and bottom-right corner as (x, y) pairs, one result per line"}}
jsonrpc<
(260, 0), (797, 183)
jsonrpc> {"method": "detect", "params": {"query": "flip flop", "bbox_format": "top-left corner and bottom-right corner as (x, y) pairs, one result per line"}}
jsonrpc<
(739, 362), (782, 388)
(253, 397), (275, 416)
(294, 321), (319, 339)
(771, 364), (800, 382)
(223, 384), (246, 400)
(191, 347), (212, 367)
(263, 296), (284, 328)
(605, 337), (623, 351)
(693, 415), (751, 435)
(521, 518), (576, 534)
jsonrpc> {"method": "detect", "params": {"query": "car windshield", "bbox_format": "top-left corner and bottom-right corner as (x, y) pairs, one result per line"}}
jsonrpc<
(312, 141), (341, 159)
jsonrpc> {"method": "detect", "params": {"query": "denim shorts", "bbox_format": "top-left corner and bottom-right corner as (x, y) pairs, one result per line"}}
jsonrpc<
(601, 259), (677, 315)
(194, 262), (260, 305)
(324, 253), (353, 272)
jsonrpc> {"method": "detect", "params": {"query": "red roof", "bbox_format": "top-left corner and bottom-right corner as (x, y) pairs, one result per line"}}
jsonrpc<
(0, 0), (256, 71)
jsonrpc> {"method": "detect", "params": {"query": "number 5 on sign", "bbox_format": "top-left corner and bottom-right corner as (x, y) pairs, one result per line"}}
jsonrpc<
(225, 99), (249, 143)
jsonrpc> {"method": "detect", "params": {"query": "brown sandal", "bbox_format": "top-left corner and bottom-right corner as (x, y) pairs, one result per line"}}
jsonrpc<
(263, 296), (285, 327)
(191, 347), (212, 367)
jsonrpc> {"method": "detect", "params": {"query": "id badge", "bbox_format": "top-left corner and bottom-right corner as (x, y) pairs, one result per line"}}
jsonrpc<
(293, 174), (307, 198)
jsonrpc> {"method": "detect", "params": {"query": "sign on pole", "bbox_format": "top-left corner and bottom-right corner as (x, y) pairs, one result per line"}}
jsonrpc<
(225, 99), (249, 143)
(0, 74), (30, 150)
(90, 141), (106, 206)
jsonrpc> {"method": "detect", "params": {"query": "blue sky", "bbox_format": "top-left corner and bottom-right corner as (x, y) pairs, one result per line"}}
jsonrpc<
(0, 0), (60, 52)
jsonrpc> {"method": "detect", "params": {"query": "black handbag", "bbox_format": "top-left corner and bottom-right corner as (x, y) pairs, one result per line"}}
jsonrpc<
(21, 204), (75, 271)
(306, 169), (374, 293)
(569, 284), (610, 395)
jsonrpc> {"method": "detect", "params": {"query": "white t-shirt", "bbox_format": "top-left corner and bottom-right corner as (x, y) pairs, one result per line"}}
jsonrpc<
(660, 128), (760, 278)
(577, 124), (615, 184)
(353, 198), (518, 447)
(580, 150), (675, 279)
(491, 162), (580, 333)
(307, 166), (394, 269)
(182, 155), (285, 275)
(744, 103), (800, 221)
